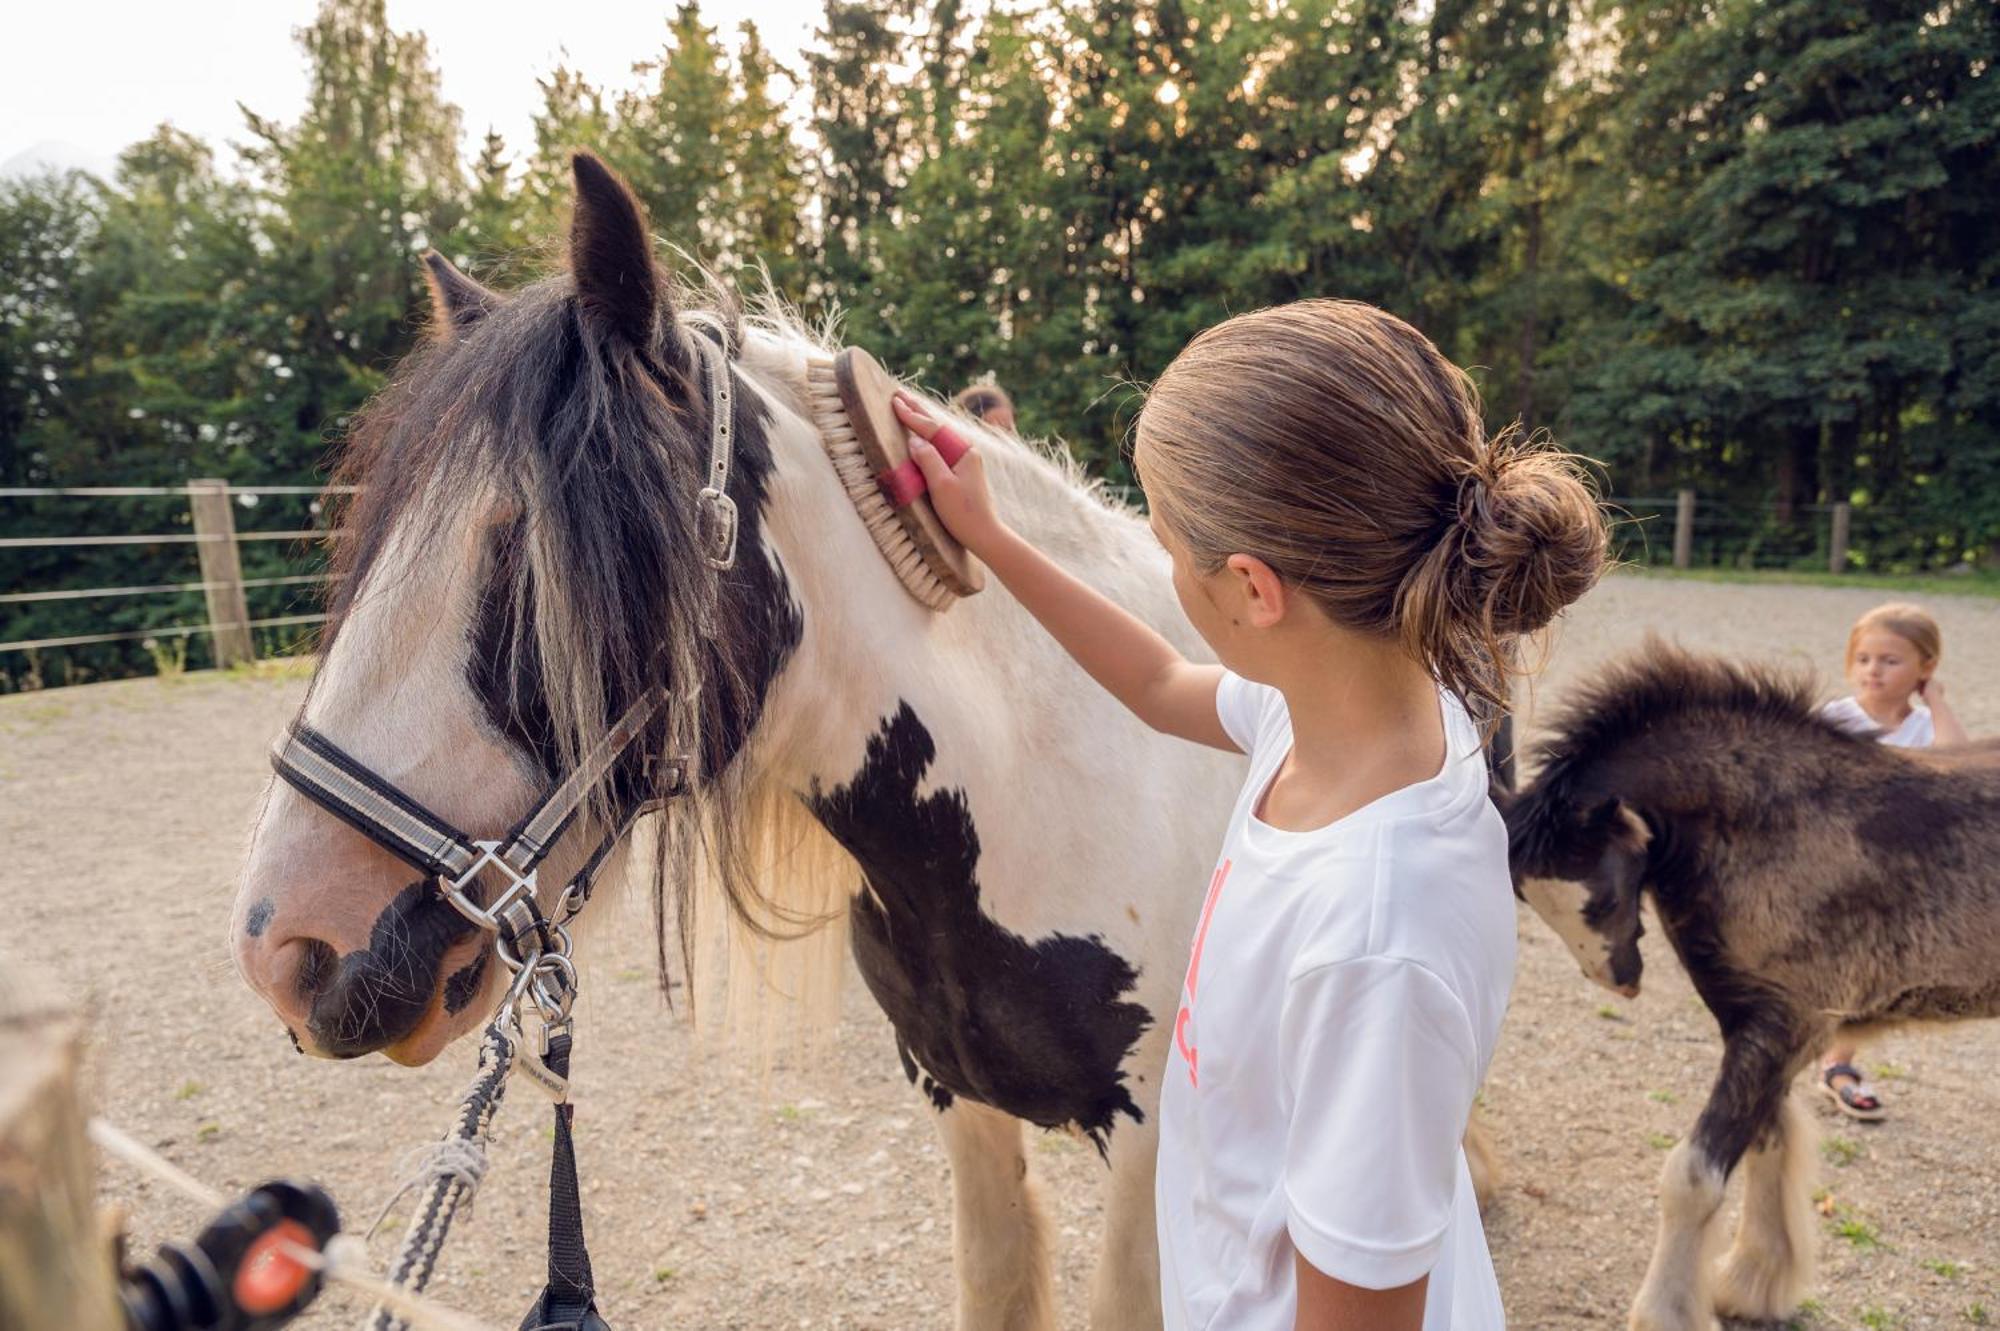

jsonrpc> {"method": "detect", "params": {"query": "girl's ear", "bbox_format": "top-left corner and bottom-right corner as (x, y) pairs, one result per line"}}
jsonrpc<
(1224, 553), (1288, 628)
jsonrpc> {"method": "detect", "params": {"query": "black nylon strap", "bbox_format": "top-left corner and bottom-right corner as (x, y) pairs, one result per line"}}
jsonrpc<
(273, 726), (479, 880)
(519, 1033), (606, 1331)
(271, 757), (469, 883)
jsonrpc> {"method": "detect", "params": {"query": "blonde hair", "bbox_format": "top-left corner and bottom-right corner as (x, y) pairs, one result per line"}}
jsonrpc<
(1845, 602), (1943, 671)
(1133, 299), (1608, 721)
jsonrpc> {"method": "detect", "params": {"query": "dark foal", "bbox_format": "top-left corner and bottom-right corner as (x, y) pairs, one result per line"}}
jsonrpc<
(1505, 645), (2000, 1331)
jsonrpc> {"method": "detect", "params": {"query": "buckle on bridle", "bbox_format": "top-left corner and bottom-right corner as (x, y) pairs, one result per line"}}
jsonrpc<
(697, 486), (738, 570)
(441, 839), (540, 933)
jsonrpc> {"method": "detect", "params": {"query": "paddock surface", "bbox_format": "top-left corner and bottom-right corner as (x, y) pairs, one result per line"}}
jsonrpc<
(5, 573), (1999, 1330)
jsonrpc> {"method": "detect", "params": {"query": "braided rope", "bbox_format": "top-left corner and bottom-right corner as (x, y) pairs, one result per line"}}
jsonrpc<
(365, 1020), (517, 1331)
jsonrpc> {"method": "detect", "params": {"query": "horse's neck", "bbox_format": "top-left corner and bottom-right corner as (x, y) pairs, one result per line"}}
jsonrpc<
(751, 419), (1196, 800)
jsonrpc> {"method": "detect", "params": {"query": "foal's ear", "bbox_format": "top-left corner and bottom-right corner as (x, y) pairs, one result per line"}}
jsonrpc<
(422, 251), (500, 336)
(568, 151), (667, 349)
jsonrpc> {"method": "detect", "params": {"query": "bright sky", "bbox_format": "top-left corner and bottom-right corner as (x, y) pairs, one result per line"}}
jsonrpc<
(1, 1), (827, 174)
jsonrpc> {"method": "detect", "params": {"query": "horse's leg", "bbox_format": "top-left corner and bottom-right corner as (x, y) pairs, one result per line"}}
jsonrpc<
(936, 1098), (1056, 1331)
(1713, 1093), (1818, 1322)
(1088, 1111), (1162, 1331)
(1630, 1023), (1795, 1331)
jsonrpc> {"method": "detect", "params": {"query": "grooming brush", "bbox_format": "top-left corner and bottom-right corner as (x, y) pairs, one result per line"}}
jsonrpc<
(806, 346), (986, 611)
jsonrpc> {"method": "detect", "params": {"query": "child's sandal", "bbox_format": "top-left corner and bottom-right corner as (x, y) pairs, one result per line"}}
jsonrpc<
(1821, 1062), (1887, 1122)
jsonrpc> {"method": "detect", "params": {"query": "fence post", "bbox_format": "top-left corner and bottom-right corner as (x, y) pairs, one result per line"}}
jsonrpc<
(1828, 502), (1852, 575)
(0, 975), (122, 1331)
(188, 478), (255, 668)
(1673, 488), (1695, 570)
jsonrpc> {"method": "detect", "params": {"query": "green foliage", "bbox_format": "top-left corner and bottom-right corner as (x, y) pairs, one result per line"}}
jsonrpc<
(5, 0), (1997, 686)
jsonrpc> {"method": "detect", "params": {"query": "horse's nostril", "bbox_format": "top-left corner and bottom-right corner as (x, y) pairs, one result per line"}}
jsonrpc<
(294, 937), (338, 1001)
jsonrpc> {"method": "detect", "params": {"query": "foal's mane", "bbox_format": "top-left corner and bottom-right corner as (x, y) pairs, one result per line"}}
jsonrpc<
(1532, 641), (1863, 776)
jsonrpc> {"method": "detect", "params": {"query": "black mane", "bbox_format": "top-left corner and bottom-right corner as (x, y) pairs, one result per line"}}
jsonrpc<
(1529, 640), (1864, 782)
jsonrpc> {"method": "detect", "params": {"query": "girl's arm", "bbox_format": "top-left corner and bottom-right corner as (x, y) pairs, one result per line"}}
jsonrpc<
(1295, 1257), (1427, 1331)
(1922, 677), (1970, 746)
(894, 394), (1234, 751)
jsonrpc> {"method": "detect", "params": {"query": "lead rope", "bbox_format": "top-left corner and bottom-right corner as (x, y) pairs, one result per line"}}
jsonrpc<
(365, 1022), (517, 1331)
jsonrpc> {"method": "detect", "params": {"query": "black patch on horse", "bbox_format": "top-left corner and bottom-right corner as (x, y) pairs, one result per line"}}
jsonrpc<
(243, 896), (276, 939)
(811, 703), (1151, 1156)
(301, 879), (477, 1058)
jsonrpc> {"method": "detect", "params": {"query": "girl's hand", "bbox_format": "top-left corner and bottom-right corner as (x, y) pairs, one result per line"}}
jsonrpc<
(892, 391), (1006, 554)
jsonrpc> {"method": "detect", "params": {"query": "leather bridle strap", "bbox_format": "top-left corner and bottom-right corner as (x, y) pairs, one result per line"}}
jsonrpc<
(270, 688), (666, 930)
(271, 724), (480, 882)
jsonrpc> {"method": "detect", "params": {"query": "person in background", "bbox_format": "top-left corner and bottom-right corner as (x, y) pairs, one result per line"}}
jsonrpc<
(953, 382), (1017, 433)
(1816, 601), (1969, 1120)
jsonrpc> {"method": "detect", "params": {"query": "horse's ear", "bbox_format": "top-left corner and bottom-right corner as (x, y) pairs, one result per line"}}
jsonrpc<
(568, 151), (667, 348)
(422, 251), (500, 336)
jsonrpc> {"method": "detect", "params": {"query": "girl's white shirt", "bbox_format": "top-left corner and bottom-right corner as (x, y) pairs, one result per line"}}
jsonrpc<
(1156, 672), (1514, 1331)
(1819, 695), (1935, 748)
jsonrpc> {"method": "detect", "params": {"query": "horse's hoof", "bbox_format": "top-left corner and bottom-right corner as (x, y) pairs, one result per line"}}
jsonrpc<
(1714, 1251), (1804, 1323)
(1629, 1295), (1720, 1331)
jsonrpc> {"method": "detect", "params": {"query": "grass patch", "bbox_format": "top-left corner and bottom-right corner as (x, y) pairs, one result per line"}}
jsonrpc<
(1646, 1089), (1677, 1104)
(1832, 1215), (1882, 1251)
(1595, 1003), (1626, 1021)
(1872, 1061), (1909, 1082)
(1615, 564), (2000, 601)
(195, 1122), (221, 1144)
(1924, 1259), (1965, 1280)
(1645, 1132), (1678, 1151)
(1786, 1297), (1826, 1328)
(1860, 1308), (1901, 1330)
(174, 1080), (204, 1101)
(653, 1267), (677, 1285)
(1822, 1136), (1862, 1167)
(1967, 1303), (1990, 1325)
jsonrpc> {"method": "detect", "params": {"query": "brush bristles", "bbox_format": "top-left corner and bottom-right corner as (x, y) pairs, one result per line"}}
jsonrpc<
(805, 354), (957, 612)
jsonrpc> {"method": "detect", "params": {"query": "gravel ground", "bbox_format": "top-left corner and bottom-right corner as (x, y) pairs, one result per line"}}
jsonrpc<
(4, 572), (1998, 1330)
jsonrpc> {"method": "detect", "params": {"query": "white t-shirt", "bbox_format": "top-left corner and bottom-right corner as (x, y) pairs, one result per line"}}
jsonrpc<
(1819, 695), (1935, 748)
(1156, 672), (1515, 1331)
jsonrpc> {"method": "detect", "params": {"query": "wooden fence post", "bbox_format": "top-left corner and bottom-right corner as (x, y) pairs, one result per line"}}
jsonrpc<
(1674, 488), (1695, 570)
(1829, 502), (1852, 575)
(0, 976), (123, 1331)
(188, 479), (254, 669)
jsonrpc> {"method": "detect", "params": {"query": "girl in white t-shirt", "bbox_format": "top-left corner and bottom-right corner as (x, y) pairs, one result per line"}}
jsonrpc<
(891, 300), (1607, 1331)
(1816, 603), (1969, 1120)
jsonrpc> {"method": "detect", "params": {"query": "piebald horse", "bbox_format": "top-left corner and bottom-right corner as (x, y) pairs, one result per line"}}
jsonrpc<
(233, 153), (1244, 1327)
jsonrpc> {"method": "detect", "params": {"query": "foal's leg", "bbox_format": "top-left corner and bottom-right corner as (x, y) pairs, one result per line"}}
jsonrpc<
(1088, 1109), (1163, 1331)
(936, 1099), (1056, 1331)
(1713, 1094), (1818, 1322)
(1630, 1025), (1795, 1331)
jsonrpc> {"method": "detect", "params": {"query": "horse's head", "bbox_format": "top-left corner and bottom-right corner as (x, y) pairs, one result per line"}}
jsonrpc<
(231, 154), (811, 1063)
(1503, 784), (1650, 998)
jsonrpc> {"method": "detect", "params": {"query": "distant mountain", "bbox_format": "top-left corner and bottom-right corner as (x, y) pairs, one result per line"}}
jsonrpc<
(2, 141), (118, 182)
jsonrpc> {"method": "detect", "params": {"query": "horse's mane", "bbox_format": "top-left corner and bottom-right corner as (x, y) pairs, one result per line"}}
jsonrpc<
(1532, 639), (1865, 777)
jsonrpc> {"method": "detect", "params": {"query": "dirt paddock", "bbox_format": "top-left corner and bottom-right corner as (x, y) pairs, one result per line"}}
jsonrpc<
(4, 573), (1998, 1330)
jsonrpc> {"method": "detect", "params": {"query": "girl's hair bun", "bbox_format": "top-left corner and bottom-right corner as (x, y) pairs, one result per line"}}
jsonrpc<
(1462, 437), (1608, 638)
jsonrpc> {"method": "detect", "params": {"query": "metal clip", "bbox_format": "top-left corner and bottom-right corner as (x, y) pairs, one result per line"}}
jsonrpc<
(698, 487), (738, 570)
(440, 839), (539, 933)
